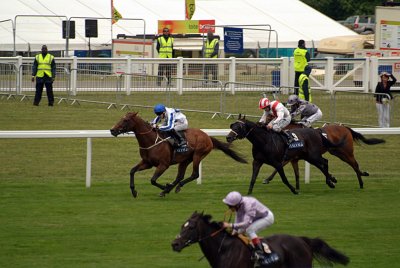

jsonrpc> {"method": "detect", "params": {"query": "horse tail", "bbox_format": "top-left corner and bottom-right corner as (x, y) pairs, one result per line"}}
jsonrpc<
(301, 237), (350, 266)
(210, 137), (247, 163)
(346, 127), (386, 145)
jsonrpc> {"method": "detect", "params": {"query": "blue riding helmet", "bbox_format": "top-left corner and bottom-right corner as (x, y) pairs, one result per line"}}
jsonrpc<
(154, 104), (166, 114)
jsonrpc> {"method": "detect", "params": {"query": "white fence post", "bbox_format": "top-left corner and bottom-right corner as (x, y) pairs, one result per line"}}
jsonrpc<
(177, 57), (184, 95)
(229, 57), (236, 95)
(86, 137), (92, 188)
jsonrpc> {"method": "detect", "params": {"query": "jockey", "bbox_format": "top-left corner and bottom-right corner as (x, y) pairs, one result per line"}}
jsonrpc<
(152, 104), (188, 147)
(258, 97), (293, 144)
(222, 191), (279, 265)
(287, 94), (322, 127)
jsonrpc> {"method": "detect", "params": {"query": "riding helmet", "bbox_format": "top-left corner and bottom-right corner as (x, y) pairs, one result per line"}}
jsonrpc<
(154, 104), (166, 114)
(223, 191), (243, 206)
(259, 98), (270, 109)
(287, 95), (300, 105)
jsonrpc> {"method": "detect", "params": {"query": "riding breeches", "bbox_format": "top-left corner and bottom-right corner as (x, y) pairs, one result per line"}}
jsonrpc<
(173, 119), (188, 131)
(270, 118), (291, 132)
(302, 109), (322, 126)
(245, 211), (274, 239)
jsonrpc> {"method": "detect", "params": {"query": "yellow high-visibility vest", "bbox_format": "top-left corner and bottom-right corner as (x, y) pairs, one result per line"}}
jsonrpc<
(205, 39), (218, 58)
(157, 36), (174, 58)
(299, 74), (312, 102)
(35, 54), (54, 77)
(293, 48), (308, 72)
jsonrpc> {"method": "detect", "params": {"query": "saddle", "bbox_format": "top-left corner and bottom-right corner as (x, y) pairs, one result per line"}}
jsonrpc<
(285, 131), (304, 149)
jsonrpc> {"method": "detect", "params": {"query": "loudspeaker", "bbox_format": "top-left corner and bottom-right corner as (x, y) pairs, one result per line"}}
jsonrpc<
(62, 20), (75, 39)
(85, 19), (98, 38)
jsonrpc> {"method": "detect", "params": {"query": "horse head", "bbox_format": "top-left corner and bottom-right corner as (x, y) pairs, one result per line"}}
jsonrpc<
(226, 114), (251, 143)
(110, 112), (146, 137)
(171, 211), (216, 252)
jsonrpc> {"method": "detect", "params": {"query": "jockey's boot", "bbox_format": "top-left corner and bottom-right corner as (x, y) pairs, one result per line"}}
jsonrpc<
(281, 130), (294, 145)
(253, 239), (280, 266)
(171, 129), (187, 147)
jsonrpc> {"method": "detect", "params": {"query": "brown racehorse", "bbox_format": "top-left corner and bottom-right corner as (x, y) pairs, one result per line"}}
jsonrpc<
(172, 212), (350, 268)
(263, 121), (386, 190)
(110, 112), (247, 197)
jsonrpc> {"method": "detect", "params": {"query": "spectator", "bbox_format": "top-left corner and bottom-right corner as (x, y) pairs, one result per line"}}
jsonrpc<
(156, 27), (174, 86)
(31, 45), (56, 106)
(375, 72), (397, 127)
(293, 39), (310, 95)
(298, 65), (312, 102)
(202, 30), (219, 84)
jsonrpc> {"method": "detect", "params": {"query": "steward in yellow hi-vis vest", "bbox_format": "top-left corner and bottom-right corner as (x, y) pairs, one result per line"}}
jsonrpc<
(293, 39), (310, 95)
(203, 30), (219, 84)
(31, 45), (56, 106)
(298, 66), (312, 102)
(157, 27), (174, 86)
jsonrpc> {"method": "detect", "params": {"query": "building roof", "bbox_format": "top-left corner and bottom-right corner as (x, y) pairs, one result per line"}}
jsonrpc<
(0, 0), (357, 52)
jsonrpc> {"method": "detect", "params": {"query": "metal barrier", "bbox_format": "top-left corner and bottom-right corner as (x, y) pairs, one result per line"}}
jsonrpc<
(0, 62), (17, 99)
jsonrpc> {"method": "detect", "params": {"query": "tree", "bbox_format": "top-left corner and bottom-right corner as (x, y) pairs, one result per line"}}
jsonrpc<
(301, 0), (384, 20)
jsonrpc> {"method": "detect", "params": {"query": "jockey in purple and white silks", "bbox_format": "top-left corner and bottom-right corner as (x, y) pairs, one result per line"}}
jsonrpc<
(222, 191), (279, 265)
(152, 104), (188, 147)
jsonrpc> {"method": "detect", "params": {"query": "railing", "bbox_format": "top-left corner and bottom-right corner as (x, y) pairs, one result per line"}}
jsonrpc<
(1, 128), (399, 187)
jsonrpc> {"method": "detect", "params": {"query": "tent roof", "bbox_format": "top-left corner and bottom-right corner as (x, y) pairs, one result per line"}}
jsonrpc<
(0, 0), (357, 52)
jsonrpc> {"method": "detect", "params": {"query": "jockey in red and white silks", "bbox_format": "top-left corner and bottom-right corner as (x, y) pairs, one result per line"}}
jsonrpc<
(259, 98), (291, 132)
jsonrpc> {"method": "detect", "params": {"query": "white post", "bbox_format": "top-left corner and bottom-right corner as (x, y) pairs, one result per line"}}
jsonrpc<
(71, 56), (77, 96)
(325, 57), (334, 93)
(304, 161), (310, 184)
(229, 57), (236, 94)
(86, 137), (92, 188)
(177, 57), (184, 95)
(125, 56), (132, 95)
(197, 161), (202, 184)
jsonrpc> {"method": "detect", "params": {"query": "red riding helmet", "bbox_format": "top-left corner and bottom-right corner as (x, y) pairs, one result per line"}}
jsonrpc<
(259, 97), (271, 109)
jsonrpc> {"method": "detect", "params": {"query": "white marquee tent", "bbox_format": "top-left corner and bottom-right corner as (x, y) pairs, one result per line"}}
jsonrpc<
(0, 0), (357, 53)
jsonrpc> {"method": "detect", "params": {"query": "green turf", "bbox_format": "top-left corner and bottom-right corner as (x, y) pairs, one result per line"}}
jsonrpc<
(0, 99), (399, 268)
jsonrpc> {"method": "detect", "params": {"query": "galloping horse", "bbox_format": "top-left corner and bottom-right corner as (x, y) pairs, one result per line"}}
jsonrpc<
(110, 112), (247, 197)
(172, 212), (350, 268)
(226, 115), (343, 194)
(263, 121), (386, 190)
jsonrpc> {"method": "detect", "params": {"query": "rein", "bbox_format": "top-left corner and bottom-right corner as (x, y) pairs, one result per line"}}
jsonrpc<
(135, 128), (169, 150)
(231, 120), (256, 139)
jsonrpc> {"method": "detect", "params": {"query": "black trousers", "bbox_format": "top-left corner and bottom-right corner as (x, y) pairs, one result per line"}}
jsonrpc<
(204, 64), (218, 81)
(34, 76), (54, 105)
(157, 63), (172, 85)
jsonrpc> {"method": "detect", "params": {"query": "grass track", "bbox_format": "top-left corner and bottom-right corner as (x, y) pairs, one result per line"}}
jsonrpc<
(0, 99), (399, 268)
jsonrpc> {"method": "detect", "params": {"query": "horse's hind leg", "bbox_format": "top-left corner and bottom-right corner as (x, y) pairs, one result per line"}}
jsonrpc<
(161, 161), (190, 196)
(249, 160), (263, 195)
(329, 150), (366, 189)
(130, 160), (152, 198)
(175, 153), (204, 193)
(308, 157), (336, 189)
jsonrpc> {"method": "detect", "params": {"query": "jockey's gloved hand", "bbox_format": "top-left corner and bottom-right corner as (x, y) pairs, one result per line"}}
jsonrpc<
(256, 122), (265, 127)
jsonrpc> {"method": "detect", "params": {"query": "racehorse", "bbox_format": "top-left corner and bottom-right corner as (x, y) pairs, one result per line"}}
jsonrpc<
(110, 112), (247, 197)
(172, 211), (350, 268)
(263, 121), (386, 190)
(226, 115), (343, 195)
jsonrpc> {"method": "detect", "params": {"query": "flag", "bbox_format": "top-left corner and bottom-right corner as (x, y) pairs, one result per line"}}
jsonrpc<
(185, 0), (195, 20)
(112, 0), (123, 24)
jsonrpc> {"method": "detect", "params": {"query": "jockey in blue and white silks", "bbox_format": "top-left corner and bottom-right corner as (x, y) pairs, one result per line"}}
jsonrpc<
(152, 104), (188, 147)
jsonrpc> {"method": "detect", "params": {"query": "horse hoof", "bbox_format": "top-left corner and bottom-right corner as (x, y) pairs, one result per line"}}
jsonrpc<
(131, 189), (138, 198)
(331, 177), (337, 183)
(362, 172), (369, 176)
(159, 192), (166, 197)
(327, 182), (336, 189)
(292, 190), (299, 195)
(262, 179), (270, 184)
(175, 186), (181, 193)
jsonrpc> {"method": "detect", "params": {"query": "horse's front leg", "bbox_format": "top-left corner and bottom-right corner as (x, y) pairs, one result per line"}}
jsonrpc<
(275, 165), (298, 194)
(130, 160), (152, 198)
(161, 161), (190, 196)
(291, 160), (300, 190)
(150, 164), (170, 194)
(248, 160), (263, 195)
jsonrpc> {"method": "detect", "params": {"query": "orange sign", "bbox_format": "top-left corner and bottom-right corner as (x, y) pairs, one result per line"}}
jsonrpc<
(158, 20), (215, 34)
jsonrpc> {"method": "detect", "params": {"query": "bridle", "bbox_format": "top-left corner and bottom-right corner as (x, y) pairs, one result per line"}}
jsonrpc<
(229, 120), (255, 140)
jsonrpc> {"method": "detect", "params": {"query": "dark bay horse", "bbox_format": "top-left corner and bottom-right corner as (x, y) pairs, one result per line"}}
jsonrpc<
(226, 115), (343, 194)
(172, 212), (350, 268)
(110, 112), (247, 197)
(264, 122), (385, 190)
